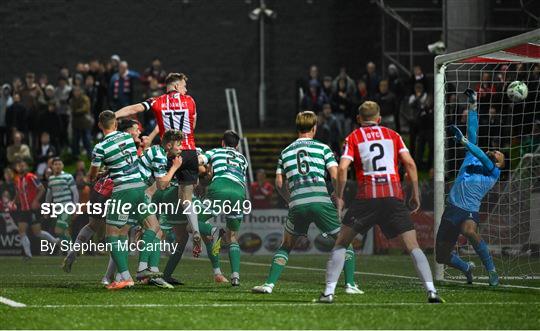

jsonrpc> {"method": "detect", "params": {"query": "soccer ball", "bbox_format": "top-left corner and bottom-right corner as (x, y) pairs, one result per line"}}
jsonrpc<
(506, 81), (528, 102)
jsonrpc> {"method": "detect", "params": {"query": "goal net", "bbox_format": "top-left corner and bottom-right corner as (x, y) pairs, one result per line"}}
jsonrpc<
(434, 29), (540, 281)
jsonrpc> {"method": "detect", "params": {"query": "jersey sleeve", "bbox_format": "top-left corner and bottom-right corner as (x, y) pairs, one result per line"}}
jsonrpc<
(91, 145), (104, 167)
(201, 149), (215, 165)
(323, 145), (338, 169)
(141, 97), (157, 111)
(395, 133), (409, 154)
(276, 154), (284, 175)
(153, 148), (169, 178)
(30, 174), (41, 188)
(341, 135), (354, 161)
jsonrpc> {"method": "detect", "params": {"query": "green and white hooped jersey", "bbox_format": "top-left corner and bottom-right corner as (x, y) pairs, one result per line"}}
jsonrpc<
(91, 131), (143, 192)
(47, 171), (76, 204)
(138, 145), (168, 186)
(277, 138), (337, 208)
(201, 147), (248, 189)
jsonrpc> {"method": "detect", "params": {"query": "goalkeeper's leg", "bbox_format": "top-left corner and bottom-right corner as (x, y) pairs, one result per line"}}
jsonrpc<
(436, 219), (475, 284)
(461, 220), (498, 286)
(65, 217), (103, 266)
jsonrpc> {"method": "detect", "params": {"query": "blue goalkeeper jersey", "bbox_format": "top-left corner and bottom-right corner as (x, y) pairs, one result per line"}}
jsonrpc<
(447, 152), (500, 212)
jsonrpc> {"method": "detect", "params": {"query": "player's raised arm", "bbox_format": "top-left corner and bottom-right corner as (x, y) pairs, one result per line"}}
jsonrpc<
(115, 103), (146, 119)
(464, 89), (479, 145)
(450, 125), (496, 171)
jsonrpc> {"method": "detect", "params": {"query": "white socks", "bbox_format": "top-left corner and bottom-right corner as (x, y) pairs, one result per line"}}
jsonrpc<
(39, 230), (58, 244)
(410, 248), (436, 293)
(20, 235), (32, 257)
(105, 256), (116, 281)
(213, 268), (222, 276)
(324, 247), (346, 296)
(75, 225), (95, 245)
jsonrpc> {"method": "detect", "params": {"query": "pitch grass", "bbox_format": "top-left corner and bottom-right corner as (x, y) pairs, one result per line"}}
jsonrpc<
(0, 255), (539, 329)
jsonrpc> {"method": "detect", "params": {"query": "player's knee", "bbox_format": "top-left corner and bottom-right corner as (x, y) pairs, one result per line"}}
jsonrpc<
(277, 245), (292, 254)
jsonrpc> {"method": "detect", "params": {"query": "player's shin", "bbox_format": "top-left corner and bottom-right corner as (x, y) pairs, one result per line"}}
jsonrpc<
(138, 229), (157, 271)
(473, 240), (495, 272)
(148, 237), (162, 272)
(449, 251), (470, 273)
(265, 248), (289, 285)
(324, 246), (346, 296)
(163, 239), (188, 279)
(410, 248), (436, 293)
(343, 246), (356, 286)
(204, 240), (221, 273)
(20, 234), (32, 257)
(228, 242), (241, 279)
(107, 236), (130, 280)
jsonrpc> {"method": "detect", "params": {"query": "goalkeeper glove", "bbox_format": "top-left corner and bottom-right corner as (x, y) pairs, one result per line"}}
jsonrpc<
(449, 125), (468, 145)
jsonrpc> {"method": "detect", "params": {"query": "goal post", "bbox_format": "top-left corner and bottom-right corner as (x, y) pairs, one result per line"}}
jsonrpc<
(434, 29), (540, 281)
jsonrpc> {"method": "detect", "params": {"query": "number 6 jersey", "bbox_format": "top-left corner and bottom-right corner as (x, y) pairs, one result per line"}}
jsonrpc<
(342, 125), (408, 200)
(142, 90), (197, 150)
(276, 138), (338, 208)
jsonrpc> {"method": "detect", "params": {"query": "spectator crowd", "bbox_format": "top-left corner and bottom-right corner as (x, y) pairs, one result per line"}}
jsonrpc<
(298, 62), (540, 179)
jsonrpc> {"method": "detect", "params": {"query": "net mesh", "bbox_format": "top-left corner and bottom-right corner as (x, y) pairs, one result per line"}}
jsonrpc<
(443, 62), (540, 279)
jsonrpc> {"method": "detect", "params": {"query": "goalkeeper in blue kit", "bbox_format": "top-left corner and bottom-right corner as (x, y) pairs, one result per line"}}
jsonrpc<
(436, 89), (504, 286)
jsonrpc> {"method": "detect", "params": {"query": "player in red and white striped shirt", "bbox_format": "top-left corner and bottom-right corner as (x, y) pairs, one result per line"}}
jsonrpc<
(114, 73), (201, 254)
(12, 159), (58, 258)
(319, 101), (443, 304)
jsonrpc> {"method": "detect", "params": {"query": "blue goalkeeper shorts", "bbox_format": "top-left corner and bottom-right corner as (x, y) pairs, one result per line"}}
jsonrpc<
(437, 204), (479, 244)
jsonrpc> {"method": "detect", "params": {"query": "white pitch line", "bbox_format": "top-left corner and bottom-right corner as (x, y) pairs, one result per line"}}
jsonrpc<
(0, 296), (26, 308)
(210, 260), (540, 291)
(26, 302), (540, 309)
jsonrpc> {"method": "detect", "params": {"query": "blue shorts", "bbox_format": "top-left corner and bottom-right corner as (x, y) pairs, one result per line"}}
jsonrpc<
(436, 204), (479, 244)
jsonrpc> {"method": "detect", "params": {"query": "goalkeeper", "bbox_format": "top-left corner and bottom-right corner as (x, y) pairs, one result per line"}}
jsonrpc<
(436, 89), (504, 286)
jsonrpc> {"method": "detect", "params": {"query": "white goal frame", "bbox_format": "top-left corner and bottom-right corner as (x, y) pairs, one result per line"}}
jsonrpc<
(433, 29), (540, 280)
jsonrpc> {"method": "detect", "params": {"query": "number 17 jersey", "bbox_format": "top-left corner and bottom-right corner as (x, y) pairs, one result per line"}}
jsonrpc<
(142, 90), (197, 150)
(342, 125), (408, 200)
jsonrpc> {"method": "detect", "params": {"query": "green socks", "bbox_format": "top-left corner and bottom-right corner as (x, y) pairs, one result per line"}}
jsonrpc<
(198, 221), (213, 237)
(265, 248), (289, 285)
(148, 237), (161, 271)
(138, 229), (157, 266)
(205, 241), (220, 269)
(343, 246), (356, 286)
(108, 235), (129, 273)
(229, 243), (241, 277)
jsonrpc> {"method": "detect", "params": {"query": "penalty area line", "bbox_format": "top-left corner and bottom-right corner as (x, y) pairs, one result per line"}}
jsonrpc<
(0, 296), (26, 308)
(203, 259), (540, 291)
(25, 302), (540, 308)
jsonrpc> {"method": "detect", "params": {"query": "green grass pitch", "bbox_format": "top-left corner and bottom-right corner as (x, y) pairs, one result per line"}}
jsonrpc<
(0, 254), (538, 329)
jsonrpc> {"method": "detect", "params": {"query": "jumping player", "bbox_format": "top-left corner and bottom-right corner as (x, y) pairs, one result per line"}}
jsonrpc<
(115, 73), (201, 251)
(436, 89), (503, 286)
(319, 101), (443, 303)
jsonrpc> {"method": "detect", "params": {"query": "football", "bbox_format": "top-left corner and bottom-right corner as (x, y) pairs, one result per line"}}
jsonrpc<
(507, 80), (529, 102)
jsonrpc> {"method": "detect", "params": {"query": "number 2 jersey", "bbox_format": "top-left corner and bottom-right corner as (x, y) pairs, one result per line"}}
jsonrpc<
(276, 138), (337, 208)
(91, 131), (143, 192)
(142, 90), (196, 150)
(342, 125), (408, 200)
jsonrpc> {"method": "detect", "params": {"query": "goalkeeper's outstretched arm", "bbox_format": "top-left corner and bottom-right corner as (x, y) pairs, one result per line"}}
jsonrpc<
(450, 125), (495, 171)
(465, 88), (478, 145)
